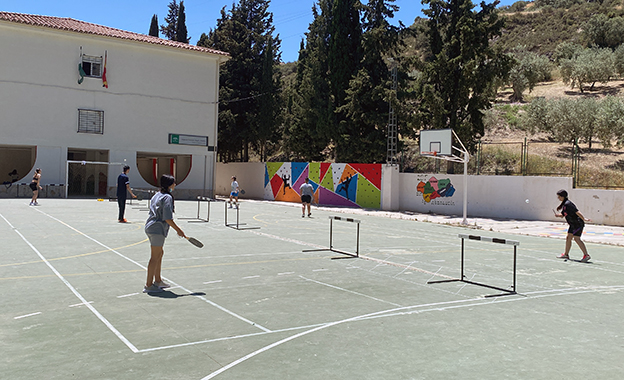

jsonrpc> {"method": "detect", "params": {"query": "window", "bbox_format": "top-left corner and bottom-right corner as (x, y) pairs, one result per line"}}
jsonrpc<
(81, 55), (102, 77)
(78, 109), (104, 134)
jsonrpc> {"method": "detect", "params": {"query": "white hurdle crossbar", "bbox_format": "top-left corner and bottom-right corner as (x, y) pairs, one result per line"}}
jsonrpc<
(303, 215), (361, 259)
(428, 234), (520, 297)
(180, 196), (212, 223)
(224, 202), (260, 230)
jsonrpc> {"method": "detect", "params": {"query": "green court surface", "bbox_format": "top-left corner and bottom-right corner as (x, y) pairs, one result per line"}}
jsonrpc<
(1, 198), (623, 379)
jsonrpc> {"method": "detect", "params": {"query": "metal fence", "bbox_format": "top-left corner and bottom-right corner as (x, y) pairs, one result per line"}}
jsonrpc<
(403, 139), (624, 190)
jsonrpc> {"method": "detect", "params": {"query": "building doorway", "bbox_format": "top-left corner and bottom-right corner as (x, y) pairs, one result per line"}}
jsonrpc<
(67, 148), (109, 197)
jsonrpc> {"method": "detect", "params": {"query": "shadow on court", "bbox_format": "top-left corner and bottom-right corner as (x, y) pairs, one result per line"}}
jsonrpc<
(1, 198), (623, 380)
(147, 291), (207, 299)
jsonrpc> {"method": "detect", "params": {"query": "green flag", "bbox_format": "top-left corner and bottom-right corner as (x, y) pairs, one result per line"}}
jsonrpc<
(78, 63), (86, 84)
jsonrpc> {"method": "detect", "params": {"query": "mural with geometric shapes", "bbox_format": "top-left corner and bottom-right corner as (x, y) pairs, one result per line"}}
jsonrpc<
(264, 163), (382, 209)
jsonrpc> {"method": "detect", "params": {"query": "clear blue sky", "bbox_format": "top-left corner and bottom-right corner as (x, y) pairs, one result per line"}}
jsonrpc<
(2, 0), (517, 63)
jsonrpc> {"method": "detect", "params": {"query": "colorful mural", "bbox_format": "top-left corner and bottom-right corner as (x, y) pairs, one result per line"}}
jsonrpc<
(264, 163), (382, 209)
(417, 176), (456, 203)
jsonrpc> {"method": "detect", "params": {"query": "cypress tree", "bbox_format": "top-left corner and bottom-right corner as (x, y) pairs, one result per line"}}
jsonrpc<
(286, 1), (334, 161)
(149, 14), (159, 37)
(338, 0), (403, 163)
(201, 0), (281, 162)
(176, 1), (189, 43)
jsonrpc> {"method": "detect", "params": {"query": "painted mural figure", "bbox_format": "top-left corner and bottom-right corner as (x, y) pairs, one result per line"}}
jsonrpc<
(338, 175), (353, 198)
(282, 174), (291, 195)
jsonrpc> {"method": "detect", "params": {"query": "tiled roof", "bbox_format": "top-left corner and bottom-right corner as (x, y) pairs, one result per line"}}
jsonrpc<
(0, 11), (229, 57)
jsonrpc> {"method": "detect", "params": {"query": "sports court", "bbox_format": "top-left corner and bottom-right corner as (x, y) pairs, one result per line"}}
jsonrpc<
(2, 198), (623, 379)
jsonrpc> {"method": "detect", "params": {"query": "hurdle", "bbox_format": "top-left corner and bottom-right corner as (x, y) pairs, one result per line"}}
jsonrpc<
(130, 188), (157, 211)
(224, 202), (260, 230)
(303, 215), (360, 259)
(427, 234), (519, 297)
(179, 196), (212, 223)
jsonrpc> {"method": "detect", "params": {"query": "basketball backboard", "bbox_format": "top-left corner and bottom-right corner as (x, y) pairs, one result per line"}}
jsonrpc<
(419, 129), (452, 157)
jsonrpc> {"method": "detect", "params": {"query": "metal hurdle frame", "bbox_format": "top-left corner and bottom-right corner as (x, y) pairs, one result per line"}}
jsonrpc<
(131, 188), (156, 211)
(303, 215), (360, 259)
(179, 196), (212, 223)
(224, 202), (260, 230)
(427, 234), (519, 297)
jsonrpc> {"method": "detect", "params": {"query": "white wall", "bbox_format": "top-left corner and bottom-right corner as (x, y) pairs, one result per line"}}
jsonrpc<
(0, 20), (224, 197)
(214, 162), (623, 226)
(399, 173), (623, 225)
(215, 162), (265, 199)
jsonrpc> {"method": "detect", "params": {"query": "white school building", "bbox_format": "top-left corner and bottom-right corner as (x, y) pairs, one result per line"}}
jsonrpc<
(0, 12), (228, 199)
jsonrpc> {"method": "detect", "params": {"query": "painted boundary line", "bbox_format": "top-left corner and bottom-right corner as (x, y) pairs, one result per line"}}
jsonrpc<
(0, 212), (139, 353)
(32, 208), (271, 333)
(200, 284), (624, 379)
(22, 209), (271, 346)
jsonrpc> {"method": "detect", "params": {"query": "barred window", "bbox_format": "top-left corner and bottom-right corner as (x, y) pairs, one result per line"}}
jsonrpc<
(78, 109), (104, 134)
(82, 55), (102, 77)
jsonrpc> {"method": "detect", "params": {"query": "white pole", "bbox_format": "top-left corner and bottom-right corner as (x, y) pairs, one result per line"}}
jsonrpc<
(462, 155), (468, 225)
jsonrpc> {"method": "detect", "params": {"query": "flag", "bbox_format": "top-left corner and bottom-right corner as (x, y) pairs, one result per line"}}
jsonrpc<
(78, 63), (86, 84)
(102, 51), (108, 88)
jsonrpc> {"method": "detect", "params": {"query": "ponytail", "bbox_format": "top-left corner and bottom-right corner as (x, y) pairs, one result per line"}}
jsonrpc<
(160, 174), (176, 212)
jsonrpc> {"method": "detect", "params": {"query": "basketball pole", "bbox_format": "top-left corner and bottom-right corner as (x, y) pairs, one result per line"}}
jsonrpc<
(451, 129), (470, 225)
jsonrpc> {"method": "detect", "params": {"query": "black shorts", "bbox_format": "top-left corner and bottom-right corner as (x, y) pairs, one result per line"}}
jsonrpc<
(29, 182), (38, 191)
(301, 195), (312, 204)
(568, 223), (584, 237)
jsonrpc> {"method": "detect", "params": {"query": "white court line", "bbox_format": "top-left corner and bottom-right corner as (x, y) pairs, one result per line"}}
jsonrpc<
(278, 272), (295, 276)
(29, 209), (271, 335)
(243, 275), (260, 279)
(117, 293), (139, 298)
(69, 301), (93, 308)
(200, 284), (624, 379)
(14, 312), (41, 320)
(0, 212), (139, 353)
(248, 230), (325, 249)
(299, 275), (401, 307)
(312, 268), (328, 272)
(204, 280), (223, 284)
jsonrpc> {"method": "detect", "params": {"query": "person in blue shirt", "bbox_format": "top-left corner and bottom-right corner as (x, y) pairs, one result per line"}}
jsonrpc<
(116, 165), (136, 223)
(554, 189), (591, 262)
(143, 174), (186, 293)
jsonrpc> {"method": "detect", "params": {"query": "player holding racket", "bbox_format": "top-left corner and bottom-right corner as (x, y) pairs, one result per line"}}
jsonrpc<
(29, 168), (42, 206)
(229, 176), (240, 208)
(554, 189), (591, 262)
(143, 174), (186, 293)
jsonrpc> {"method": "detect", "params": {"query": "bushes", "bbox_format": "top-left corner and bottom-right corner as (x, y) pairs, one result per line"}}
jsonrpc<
(523, 96), (624, 148)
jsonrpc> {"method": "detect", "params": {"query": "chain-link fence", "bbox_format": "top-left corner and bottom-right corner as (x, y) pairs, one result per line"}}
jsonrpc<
(401, 139), (624, 190)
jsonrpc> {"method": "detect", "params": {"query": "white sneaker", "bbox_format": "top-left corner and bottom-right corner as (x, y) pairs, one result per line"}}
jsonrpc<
(143, 284), (164, 293)
(154, 281), (170, 289)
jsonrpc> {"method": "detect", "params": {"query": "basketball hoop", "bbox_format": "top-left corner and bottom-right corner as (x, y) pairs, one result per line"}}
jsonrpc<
(422, 151), (438, 157)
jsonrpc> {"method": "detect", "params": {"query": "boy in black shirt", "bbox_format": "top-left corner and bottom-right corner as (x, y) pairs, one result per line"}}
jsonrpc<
(554, 189), (591, 262)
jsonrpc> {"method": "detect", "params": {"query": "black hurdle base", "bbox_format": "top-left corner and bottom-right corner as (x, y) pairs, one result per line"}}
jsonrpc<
(180, 196), (212, 223)
(224, 202), (260, 230)
(302, 216), (360, 259)
(427, 278), (517, 298)
(427, 234), (519, 298)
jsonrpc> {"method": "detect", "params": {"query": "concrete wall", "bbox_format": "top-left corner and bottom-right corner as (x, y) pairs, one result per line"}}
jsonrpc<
(215, 162), (265, 199)
(215, 163), (623, 226)
(0, 20), (225, 198)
